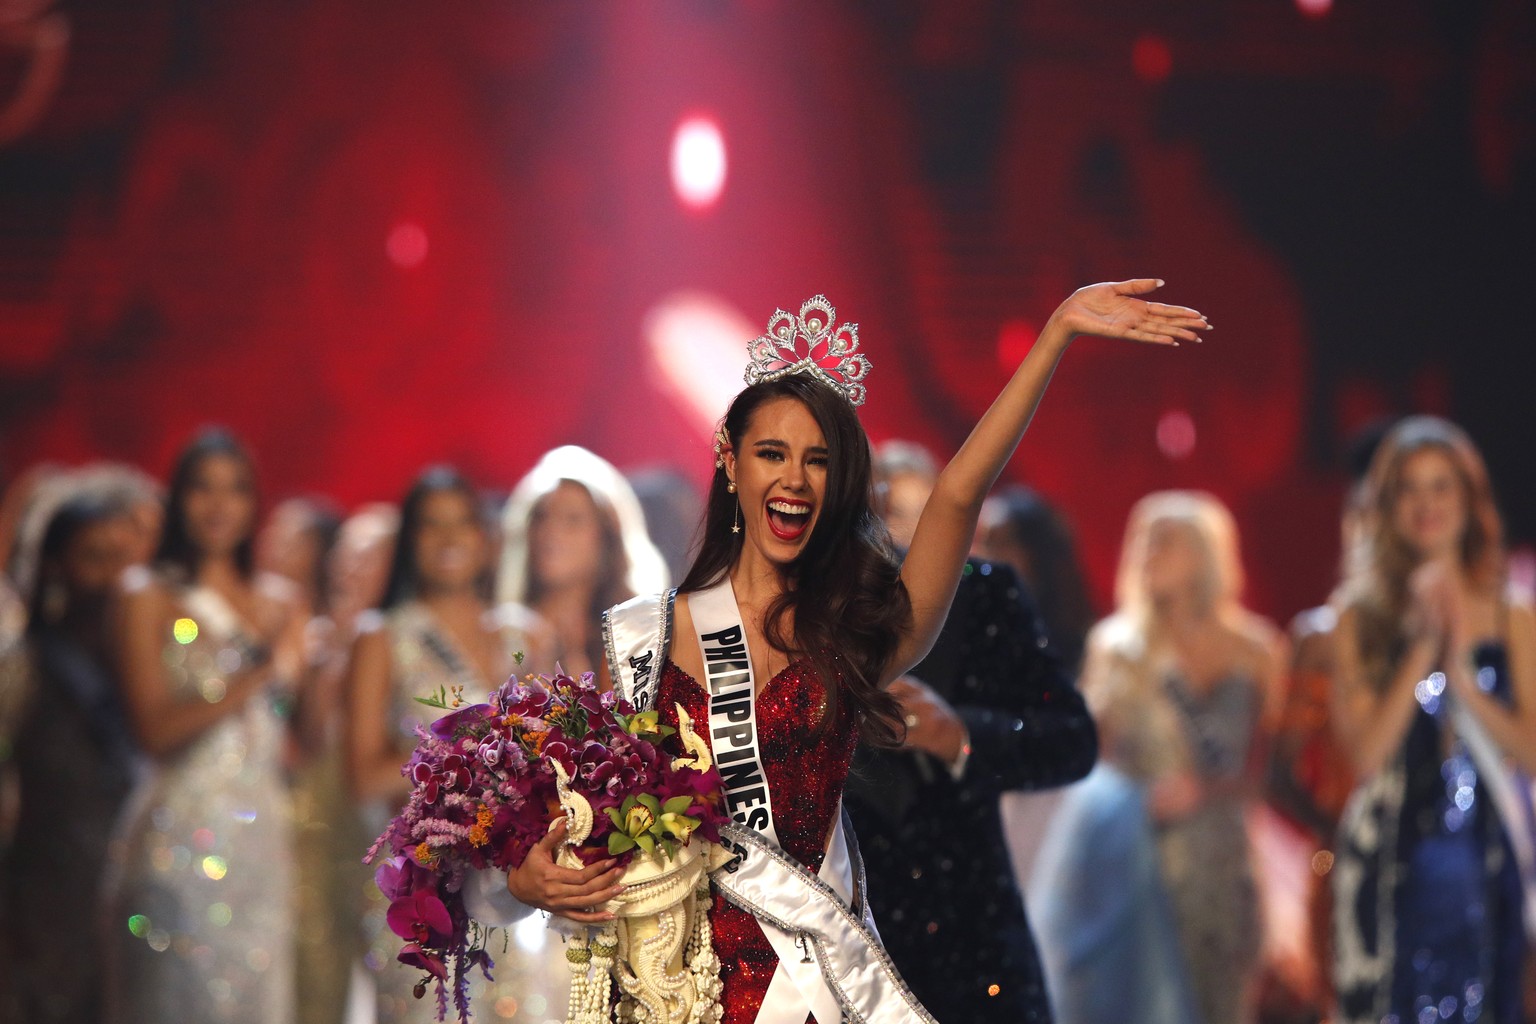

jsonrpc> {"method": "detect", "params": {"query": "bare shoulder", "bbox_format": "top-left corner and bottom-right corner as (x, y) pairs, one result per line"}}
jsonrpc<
(1506, 587), (1536, 641)
(118, 565), (173, 616)
(1086, 612), (1141, 662)
(1230, 611), (1285, 666)
(491, 600), (542, 632)
(253, 571), (306, 621)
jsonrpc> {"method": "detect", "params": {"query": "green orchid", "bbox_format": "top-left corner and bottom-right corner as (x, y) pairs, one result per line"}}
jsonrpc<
(617, 710), (676, 741)
(604, 794), (702, 857)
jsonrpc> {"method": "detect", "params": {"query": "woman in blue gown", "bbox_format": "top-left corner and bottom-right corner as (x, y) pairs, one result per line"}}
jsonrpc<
(1330, 416), (1534, 1024)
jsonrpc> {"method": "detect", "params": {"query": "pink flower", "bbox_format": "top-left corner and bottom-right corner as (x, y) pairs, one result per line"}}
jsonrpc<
(388, 888), (455, 948)
(412, 753), (473, 803)
(399, 942), (449, 980)
(374, 856), (434, 902)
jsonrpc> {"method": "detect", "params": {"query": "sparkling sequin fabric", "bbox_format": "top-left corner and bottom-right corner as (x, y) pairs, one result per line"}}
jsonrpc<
(658, 659), (858, 1024)
(104, 590), (295, 1024)
(1091, 652), (1263, 1024)
(1334, 641), (1526, 1024)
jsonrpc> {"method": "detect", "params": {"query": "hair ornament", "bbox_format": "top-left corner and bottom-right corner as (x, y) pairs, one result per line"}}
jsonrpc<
(744, 294), (871, 406)
(713, 423), (731, 468)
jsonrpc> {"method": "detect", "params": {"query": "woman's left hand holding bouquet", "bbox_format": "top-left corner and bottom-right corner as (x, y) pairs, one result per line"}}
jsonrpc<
(506, 817), (627, 924)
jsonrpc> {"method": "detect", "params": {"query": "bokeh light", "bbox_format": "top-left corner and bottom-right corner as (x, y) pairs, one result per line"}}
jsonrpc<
(1132, 35), (1173, 83)
(670, 116), (727, 210)
(386, 222), (429, 268)
(1156, 409), (1197, 460)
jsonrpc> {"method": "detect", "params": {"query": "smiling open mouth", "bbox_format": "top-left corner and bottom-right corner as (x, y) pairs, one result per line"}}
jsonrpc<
(766, 498), (812, 541)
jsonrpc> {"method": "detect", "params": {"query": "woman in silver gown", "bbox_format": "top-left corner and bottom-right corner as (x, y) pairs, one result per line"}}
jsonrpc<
(104, 429), (307, 1024)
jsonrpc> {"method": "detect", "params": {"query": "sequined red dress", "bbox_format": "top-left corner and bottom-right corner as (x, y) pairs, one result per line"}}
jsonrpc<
(657, 659), (858, 1024)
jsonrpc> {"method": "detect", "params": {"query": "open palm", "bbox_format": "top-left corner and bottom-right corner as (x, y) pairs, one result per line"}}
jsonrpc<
(1054, 279), (1210, 346)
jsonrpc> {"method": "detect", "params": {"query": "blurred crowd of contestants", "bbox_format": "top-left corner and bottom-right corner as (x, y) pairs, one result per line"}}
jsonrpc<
(0, 416), (1531, 1024)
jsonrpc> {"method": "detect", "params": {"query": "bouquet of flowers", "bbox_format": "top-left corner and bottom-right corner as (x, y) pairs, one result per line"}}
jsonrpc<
(365, 669), (733, 1024)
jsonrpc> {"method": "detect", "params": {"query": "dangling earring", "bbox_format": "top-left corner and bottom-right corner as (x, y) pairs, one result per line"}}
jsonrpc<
(727, 480), (740, 533)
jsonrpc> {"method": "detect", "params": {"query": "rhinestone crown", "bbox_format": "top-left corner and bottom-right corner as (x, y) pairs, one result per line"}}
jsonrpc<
(744, 295), (871, 406)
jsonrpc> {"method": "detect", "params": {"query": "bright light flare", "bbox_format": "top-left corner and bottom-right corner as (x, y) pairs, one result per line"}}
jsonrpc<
(670, 116), (727, 210)
(1296, 0), (1332, 19)
(644, 291), (757, 431)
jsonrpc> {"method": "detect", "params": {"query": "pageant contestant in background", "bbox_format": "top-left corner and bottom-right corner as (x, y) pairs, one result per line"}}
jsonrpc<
(497, 445), (668, 676)
(254, 495), (361, 1024)
(104, 428), (307, 1024)
(1, 491), (140, 1024)
(847, 441), (1097, 1023)
(1330, 416), (1533, 1024)
(345, 465), (559, 1022)
(1034, 490), (1283, 1024)
(506, 281), (1209, 1024)
(976, 484), (1096, 676)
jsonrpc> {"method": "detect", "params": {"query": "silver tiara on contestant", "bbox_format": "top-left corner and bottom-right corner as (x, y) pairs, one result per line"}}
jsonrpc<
(744, 294), (871, 406)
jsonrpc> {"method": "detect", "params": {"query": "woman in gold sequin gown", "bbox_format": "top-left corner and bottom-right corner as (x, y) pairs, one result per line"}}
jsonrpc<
(347, 466), (563, 1022)
(104, 430), (307, 1024)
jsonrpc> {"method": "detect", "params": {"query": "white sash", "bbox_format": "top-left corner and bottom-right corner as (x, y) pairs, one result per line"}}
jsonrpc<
(1449, 695), (1536, 934)
(689, 580), (778, 841)
(601, 589), (936, 1024)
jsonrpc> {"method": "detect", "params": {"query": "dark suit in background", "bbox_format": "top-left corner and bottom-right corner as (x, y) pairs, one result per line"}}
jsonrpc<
(845, 558), (1097, 1024)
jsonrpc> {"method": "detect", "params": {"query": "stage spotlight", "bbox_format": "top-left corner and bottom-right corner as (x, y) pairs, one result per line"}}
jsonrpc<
(1296, 0), (1332, 19)
(670, 115), (727, 211)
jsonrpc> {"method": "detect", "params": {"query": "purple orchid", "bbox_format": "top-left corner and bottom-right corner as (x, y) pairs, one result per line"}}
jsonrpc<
(412, 753), (472, 803)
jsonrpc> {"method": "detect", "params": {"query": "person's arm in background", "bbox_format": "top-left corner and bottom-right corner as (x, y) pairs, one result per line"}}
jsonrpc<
(894, 560), (1097, 793)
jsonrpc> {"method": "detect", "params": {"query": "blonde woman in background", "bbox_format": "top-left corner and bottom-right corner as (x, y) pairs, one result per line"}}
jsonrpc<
(497, 446), (667, 677)
(1033, 490), (1283, 1024)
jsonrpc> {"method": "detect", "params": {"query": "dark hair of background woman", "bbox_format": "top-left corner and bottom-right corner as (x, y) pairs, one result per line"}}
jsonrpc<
(679, 375), (910, 747)
(154, 427), (259, 582)
(988, 484), (1096, 673)
(26, 491), (129, 637)
(380, 465), (490, 610)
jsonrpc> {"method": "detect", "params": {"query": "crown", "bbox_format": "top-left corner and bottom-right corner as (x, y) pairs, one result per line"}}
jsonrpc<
(744, 295), (871, 406)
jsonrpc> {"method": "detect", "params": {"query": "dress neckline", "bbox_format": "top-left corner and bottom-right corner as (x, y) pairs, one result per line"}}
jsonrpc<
(664, 657), (813, 701)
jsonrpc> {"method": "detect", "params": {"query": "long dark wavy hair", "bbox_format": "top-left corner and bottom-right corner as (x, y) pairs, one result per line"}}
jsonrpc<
(985, 484), (1096, 673)
(381, 465), (491, 610)
(154, 428), (259, 582)
(679, 376), (910, 747)
(27, 491), (130, 638)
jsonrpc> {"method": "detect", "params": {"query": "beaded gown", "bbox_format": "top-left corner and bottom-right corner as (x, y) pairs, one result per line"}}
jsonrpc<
(362, 599), (566, 1023)
(103, 583), (295, 1024)
(656, 658), (858, 1024)
(1333, 640), (1526, 1024)
(1069, 648), (1264, 1024)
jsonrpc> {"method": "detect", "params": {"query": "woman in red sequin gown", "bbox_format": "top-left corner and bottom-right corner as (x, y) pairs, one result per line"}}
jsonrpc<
(509, 283), (1209, 1023)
